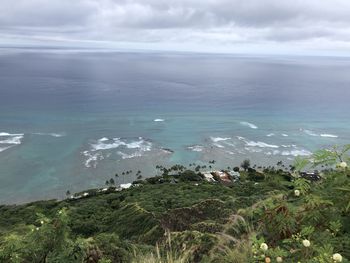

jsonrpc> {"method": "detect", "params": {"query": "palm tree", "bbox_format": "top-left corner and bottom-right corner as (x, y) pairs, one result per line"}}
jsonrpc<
(241, 159), (251, 171)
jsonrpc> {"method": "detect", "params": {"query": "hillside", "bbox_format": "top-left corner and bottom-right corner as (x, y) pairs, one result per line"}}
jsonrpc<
(0, 148), (349, 263)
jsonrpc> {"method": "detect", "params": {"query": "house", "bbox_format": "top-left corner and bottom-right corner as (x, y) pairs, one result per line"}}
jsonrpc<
(213, 171), (232, 183)
(203, 172), (216, 182)
(228, 171), (240, 181)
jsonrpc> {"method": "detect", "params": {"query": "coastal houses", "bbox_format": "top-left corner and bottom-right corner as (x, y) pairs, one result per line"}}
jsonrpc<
(203, 170), (240, 183)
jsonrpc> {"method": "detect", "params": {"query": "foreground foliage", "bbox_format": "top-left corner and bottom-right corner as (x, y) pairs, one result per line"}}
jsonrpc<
(0, 146), (349, 262)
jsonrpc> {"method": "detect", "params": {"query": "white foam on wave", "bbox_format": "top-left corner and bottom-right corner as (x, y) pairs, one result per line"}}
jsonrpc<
(33, 132), (65, 137)
(266, 133), (275, 137)
(0, 146), (12, 152)
(125, 138), (152, 151)
(91, 138), (125, 151)
(0, 132), (24, 136)
(281, 149), (312, 156)
(213, 143), (225, 148)
(320, 134), (338, 138)
(245, 147), (263, 153)
(240, 121), (258, 129)
(187, 145), (204, 152)
(91, 137), (152, 152)
(0, 132), (24, 153)
(154, 119), (165, 122)
(83, 137), (153, 167)
(281, 134), (289, 137)
(247, 141), (279, 148)
(0, 135), (23, 145)
(237, 136), (279, 148)
(267, 149), (312, 157)
(303, 129), (338, 138)
(303, 129), (319, 136)
(0, 132), (24, 151)
(117, 151), (143, 159)
(210, 137), (231, 143)
(82, 151), (104, 168)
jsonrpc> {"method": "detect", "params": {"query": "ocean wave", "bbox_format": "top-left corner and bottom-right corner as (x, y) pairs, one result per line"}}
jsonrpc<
(320, 134), (338, 138)
(281, 133), (289, 137)
(125, 138), (152, 151)
(237, 136), (279, 148)
(82, 151), (104, 168)
(83, 136), (153, 167)
(266, 133), (275, 137)
(213, 143), (225, 148)
(0, 146), (13, 152)
(303, 129), (319, 136)
(210, 137), (231, 142)
(281, 149), (312, 156)
(154, 119), (165, 122)
(117, 151), (143, 159)
(33, 132), (65, 137)
(303, 129), (338, 138)
(0, 132), (24, 136)
(187, 145), (204, 152)
(245, 147), (263, 153)
(0, 135), (23, 145)
(91, 137), (152, 152)
(240, 121), (258, 129)
(0, 132), (24, 146)
(91, 138), (125, 151)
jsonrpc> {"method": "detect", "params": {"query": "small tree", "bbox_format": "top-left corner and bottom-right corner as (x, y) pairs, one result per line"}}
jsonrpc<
(241, 159), (251, 171)
(109, 178), (115, 185)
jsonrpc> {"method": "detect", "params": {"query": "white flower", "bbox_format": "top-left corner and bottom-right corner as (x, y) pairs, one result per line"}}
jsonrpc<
(294, 190), (300, 197)
(36, 227), (40, 231)
(276, 256), (283, 262)
(332, 253), (342, 262)
(40, 220), (44, 225)
(339, 162), (347, 169)
(302, 239), (311, 247)
(260, 243), (268, 251)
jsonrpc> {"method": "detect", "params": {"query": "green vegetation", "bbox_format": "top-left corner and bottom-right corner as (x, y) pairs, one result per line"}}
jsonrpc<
(0, 146), (349, 262)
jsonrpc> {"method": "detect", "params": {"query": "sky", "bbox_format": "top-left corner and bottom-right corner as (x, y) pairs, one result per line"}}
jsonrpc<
(1, 0), (350, 55)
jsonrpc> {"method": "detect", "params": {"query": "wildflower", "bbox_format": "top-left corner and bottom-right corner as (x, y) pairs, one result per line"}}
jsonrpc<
(260, 243), (268, 251)
(40, 220), (44, 225)
(339, 162), (347, 169)
(332, 253), (342, 262)
(36, 227), (39, 231)
(265, 257), (271, 263)
(302, 239), (311, 247)
(294, 189), (300, 196)
(276, 256), (283, 262)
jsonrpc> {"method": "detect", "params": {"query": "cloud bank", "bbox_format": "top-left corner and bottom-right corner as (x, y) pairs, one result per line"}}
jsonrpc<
(1, 0), (350, 54)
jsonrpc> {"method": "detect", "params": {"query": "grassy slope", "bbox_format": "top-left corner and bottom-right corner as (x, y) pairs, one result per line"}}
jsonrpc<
(0, 169), (349, 262)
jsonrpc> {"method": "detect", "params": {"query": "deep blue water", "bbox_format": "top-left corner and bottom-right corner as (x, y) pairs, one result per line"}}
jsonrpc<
(1, 50), (350, 203)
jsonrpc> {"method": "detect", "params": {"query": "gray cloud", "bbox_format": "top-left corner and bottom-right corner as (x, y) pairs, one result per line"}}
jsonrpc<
(1, 0), (350, 54)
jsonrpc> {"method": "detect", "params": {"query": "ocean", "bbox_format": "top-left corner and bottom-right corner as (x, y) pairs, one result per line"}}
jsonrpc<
(1, 49), (350, 204)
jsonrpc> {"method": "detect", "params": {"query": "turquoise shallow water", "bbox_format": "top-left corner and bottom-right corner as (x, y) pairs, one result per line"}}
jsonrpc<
(0, 50), (350, 203)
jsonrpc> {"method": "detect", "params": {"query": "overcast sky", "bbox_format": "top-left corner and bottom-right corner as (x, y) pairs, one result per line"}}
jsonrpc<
(1, 0), (350, 55)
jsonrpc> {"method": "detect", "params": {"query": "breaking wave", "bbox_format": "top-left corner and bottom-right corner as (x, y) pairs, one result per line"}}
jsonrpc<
(237, 136), (279, 148)
(0, 132), (24, 153)
(83, 137), (153, 168)
(240, 121), (258, 129)
(187, 145), (205, 152)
